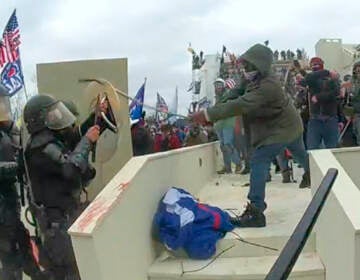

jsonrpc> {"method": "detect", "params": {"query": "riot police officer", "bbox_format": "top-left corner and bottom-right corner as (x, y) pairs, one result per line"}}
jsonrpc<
(23, 94), (100, 280)
(0, 85), (49, 280)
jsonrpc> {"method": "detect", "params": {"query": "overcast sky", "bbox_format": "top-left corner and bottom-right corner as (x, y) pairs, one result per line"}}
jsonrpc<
(1, 0), (360, 114)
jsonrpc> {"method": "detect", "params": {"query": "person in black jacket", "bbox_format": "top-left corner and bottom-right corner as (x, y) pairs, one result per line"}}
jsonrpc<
(302, 57), (340, 149)
(23, 94), (101, 280)
(0, 85), (50, 280)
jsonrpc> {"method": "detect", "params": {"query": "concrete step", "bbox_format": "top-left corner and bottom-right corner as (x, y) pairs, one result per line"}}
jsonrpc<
(168, 230), (315, 259)
(172, 171), (315, 258)
(148, 252), (324, 280)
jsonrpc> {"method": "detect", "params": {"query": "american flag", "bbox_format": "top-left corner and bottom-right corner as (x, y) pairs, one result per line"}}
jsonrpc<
(0, 10), (20, 67)
(225, 78), (236, 89)
(155, 92), (168, 122)
(156, 93), (168, 113)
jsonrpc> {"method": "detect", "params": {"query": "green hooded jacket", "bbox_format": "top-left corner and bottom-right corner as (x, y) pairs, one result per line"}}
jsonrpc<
(206, 44), (303, 148)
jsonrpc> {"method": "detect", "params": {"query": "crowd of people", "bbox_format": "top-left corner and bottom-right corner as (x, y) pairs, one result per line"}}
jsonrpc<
(2, 41), (360, 279)
(131, 44), (360, 193)
(130, 116), (217, 156)
(189, 43), (360, 228)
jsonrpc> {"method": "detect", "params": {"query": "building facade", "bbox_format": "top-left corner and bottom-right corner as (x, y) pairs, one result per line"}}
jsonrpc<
(315, 38), (360, 78)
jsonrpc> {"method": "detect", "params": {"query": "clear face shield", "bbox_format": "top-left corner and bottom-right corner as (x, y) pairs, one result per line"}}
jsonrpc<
(0, 96), (12, 122)
(44, 101), (77, 130)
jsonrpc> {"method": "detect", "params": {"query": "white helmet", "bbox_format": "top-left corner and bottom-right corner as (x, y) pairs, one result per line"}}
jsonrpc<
(213, 78), (226, 86)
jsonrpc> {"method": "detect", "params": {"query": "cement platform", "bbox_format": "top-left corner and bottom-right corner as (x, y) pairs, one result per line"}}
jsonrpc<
(148, 168), (324, 279)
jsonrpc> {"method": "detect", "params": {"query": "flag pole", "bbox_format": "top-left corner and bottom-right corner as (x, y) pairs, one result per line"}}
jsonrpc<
(78, 78), (188, 119)
(155, 92), (159, 122)
(18, 54), (29, 101)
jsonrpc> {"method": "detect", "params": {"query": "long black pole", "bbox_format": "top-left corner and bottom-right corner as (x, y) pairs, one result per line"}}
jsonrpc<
(265, 168), (338, 279)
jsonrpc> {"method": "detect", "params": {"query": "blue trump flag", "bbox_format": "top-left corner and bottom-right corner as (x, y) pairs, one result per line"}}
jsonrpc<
(0, 10), (24, 96)
(1, 59), (24, 96)
(129, 81), (145, 120)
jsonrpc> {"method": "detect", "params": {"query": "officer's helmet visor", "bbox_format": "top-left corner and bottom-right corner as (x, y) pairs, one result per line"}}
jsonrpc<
(45, 101), (77, 130)
(0, 96), (11, 122)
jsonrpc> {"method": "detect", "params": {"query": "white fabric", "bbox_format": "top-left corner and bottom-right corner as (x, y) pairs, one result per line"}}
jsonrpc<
(163, 188), (195, 227)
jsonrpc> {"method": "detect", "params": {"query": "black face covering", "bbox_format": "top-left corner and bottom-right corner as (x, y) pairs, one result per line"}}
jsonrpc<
(55, 126), (77, 149)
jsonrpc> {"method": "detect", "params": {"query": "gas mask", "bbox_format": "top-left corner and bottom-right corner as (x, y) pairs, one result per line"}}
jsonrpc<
(311, 64), (323, 72)
(243, 70), (259, 81)
(241, 60), (258, 81)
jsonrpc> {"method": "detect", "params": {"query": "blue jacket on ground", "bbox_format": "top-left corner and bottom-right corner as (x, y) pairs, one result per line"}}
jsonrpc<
(153, 187), (234, 259)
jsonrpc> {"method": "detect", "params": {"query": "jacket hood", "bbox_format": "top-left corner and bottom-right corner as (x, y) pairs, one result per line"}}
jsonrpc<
(240, 44), (273, 76)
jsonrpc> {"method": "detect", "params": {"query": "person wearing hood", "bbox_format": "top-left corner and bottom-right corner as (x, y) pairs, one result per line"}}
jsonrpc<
(190, 44), (310, 228)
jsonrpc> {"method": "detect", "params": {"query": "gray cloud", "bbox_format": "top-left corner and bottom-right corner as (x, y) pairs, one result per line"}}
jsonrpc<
(2, 0), (360, 114)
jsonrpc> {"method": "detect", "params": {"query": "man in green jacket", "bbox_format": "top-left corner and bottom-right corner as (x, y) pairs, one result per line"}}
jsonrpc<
(191, 44), (310, 227)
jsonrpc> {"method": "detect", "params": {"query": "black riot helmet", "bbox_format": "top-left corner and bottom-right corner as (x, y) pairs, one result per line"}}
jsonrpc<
(23, 94), (76, 134)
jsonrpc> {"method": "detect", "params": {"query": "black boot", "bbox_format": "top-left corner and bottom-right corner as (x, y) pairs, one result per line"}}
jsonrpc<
(217, 167), (232, 174)
(282, 169), (291, 183)
(275, 163), (281, 173)
(229, 203), (266, 228)
(240, 163), (250, 175)
(299, 171), (311, 188)
(266, 172), (271, 182)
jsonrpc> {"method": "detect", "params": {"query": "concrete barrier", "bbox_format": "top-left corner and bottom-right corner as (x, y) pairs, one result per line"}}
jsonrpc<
(69, 143), (217, 280)
(310, 148), (360, 280)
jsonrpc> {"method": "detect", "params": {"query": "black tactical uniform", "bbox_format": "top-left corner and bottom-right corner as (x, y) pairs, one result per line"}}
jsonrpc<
(0, 85), (49, 280)
(23, 95), (96, 280)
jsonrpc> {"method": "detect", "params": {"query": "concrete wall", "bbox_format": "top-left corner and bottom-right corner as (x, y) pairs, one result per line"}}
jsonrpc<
(68, 143), (217, 280)
(332, 147), (360, 190)
(310, 149), (360, 280)
(200, 54), (220, 106)
(315, 38), (357, 77)
(36, 58), (132, 199)
(315, 39), (343, 73)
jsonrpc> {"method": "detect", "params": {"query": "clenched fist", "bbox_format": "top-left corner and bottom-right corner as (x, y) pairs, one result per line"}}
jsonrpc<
(86, 125), (100, 143)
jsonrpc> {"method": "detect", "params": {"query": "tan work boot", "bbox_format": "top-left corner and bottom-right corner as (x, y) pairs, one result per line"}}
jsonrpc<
(235, 164), (243, 174)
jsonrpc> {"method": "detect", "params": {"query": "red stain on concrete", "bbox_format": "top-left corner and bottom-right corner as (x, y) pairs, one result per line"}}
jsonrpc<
(76, 181), (131, 233)
(116, 182), (130, 192)
(77, 197), (108, 232)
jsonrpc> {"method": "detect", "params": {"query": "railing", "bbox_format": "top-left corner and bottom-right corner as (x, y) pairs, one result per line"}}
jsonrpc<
(265, 168), (338, 280)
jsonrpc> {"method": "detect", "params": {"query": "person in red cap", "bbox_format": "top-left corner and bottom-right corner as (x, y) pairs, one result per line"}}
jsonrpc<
(301, 57), (341, 149)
